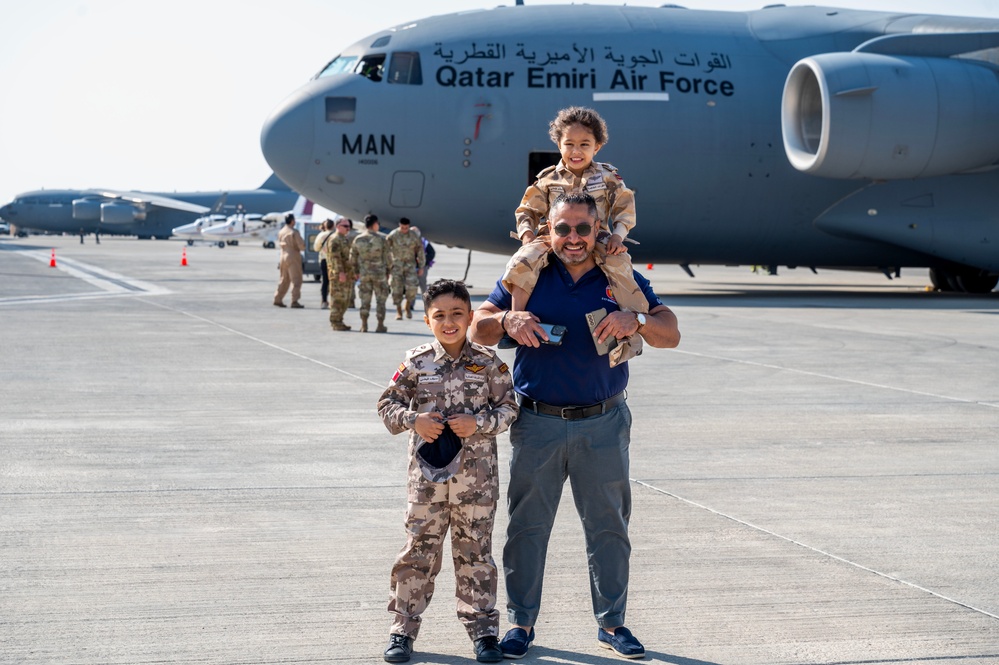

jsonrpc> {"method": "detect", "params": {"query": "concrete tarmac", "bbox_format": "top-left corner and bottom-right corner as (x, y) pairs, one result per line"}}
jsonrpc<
(2, 235), (997, 664)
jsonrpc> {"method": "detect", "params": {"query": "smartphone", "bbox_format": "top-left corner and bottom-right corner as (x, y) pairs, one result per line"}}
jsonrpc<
(537, 323), (567, 345)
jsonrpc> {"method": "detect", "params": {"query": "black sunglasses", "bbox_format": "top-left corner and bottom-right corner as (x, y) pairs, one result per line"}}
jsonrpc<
(552, 222), (593, 237)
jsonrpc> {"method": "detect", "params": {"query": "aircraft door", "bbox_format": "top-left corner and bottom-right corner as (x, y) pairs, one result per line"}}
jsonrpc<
(390, 171), (424, 208)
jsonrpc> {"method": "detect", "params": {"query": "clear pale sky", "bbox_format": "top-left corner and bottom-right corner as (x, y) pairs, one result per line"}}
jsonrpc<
(2, 0), (998, 207)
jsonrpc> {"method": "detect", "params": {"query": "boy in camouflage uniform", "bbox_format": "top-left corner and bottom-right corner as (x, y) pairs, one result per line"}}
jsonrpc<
(386, 217), (426, 320)
(377, 279), (518, 664)
(350, 214), (391, 333)
(506, 107), (647, 365)
(324, 218), (355, 331)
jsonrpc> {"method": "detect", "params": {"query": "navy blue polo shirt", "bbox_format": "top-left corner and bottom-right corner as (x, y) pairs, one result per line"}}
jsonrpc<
(486, 258), (663, 406)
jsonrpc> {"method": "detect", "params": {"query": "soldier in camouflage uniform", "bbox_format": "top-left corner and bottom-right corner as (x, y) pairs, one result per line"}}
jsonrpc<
(350, 215), (391, 333)
(386, 217), (426, 320)
(505, 108), (647, 366)
(377, 279), (517, 664)
(324, 218), (355, 331)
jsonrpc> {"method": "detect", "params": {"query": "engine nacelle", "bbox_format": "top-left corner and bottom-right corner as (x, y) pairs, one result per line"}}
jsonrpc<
(100, 202), (142, 225)
(782, 52), (999, 179)
(72, 198), (101, 221)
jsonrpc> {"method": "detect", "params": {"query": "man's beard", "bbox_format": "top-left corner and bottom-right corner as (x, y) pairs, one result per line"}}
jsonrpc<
(553, 242), (594, 266)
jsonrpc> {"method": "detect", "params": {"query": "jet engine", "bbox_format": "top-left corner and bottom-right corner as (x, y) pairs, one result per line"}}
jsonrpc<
(72, 198), (101, 221)
(781, 52), (999, 179)
(100, 202), (143, 225)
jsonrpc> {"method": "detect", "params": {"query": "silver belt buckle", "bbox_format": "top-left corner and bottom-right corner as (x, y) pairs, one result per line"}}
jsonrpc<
(560, 406), (573, 419)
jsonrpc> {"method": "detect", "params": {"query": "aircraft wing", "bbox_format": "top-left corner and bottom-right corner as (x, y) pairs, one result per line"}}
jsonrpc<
(96, 190), (211, 214)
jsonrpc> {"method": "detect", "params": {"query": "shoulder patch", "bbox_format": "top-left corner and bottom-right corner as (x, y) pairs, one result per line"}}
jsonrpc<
(498, 363), (509, 374)
(537, 164), (558, 179)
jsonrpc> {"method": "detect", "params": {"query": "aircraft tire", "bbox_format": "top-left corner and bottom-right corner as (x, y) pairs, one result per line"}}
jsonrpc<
(929, 267), (957, 292)
(218, 241), (225, 248)
(955, 269), (999, 294)
(187, 239), (194, 246)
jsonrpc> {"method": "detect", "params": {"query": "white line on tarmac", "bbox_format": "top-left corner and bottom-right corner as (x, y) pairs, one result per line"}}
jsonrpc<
(140, 299), (384, 388)
(1, 250), (171, 305)
(634, 479), (999, 622)
(134, 301), (999, 623)
(671, 348), (999, 409)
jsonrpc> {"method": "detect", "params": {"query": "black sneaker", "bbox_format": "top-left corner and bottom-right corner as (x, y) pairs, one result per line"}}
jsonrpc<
(383, 634), (413, 663)
(474, 635), (503, 663)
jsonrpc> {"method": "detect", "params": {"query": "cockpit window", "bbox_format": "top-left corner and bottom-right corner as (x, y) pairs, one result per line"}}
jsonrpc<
(355, 54), (386, 82)
(387, 52), (423, 85)
(317, 55), (358, 79)
(326, 97), (356, 123)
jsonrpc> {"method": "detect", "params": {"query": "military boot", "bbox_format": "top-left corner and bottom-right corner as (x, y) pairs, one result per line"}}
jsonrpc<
(404, 299), (413, 319)
(375, 317), (388, 333)
(331, 321), (351, 331)
(395, 304), (403, 320)
(360, 316), (369, 333)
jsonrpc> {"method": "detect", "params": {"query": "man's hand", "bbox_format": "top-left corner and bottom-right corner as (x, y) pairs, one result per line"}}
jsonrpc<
(605, 234), (626, 255)
(593, 310), (640, 345)
(414, 412), (445, 441)
(446, 413), (477, 438)
(505, 310), (546, 347)
(338, 271), (347, 283)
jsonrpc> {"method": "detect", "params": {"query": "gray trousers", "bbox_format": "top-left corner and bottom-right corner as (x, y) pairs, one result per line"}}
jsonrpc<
(503, 403), (632, 629)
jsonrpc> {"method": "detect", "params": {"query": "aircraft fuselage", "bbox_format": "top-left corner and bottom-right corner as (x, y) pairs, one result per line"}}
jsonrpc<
(261, 4), (999, 275)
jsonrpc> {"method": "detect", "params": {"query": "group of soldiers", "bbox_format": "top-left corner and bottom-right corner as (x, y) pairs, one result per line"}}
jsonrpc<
(319, 214), (426, 333)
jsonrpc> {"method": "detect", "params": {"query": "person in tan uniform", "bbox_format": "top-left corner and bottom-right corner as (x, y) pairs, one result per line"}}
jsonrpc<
(273, 213), (305, 308)
(377, 279), (518, 664)
(505, 108), (648, 364)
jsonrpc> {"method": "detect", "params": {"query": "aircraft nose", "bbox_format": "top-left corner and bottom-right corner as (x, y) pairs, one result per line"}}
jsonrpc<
(260, 87), (317, 192)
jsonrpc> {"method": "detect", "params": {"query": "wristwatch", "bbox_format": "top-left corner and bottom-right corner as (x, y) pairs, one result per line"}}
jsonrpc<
(635, 312), (647, 331)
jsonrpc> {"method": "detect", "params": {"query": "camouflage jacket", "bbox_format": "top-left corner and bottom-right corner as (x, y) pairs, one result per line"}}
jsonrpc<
(350, 230), (391, 279)
(386, 228), (426, 271)
(514, 160), (636, 240)
(324, 231), (353, 277)
(377, 339), (518, 504)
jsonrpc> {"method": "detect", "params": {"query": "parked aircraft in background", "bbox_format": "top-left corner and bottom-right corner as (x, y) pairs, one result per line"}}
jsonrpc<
(0, 174), (299, 240)
(261, 4), (999, 292)
(172, 214), (229, 244)
(199, 197), (314, 248)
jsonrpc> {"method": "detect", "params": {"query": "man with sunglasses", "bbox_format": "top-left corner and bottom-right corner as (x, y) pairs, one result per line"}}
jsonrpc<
(470, 192), (680, 660)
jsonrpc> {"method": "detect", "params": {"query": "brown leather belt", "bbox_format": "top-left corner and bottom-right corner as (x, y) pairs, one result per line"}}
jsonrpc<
(518, 391), (626, 420)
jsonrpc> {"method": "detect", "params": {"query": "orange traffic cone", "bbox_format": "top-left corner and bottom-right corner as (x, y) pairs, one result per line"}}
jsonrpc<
(181, 248), (188, 267)
(49, 248), (57, 267)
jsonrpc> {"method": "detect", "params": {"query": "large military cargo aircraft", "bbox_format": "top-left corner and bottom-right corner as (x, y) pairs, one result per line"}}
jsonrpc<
(0, 174), (300, 240)
(260, 3), (999, 292)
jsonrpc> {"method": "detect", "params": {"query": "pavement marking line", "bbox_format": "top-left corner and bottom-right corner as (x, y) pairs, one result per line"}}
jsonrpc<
(138, 299), (999, 623)
(1, 250), (171, 305)
(141, 299), (385, 388)
(671, 348), (999, 409)
(634, 479), (999, 622)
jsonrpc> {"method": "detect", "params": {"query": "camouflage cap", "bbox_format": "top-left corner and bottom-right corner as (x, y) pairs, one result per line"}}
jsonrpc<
(416, 423), (463, 483)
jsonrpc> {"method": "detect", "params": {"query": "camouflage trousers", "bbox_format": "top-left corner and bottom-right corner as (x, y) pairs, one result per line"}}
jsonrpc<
(328, 276), (353, 326)
(357, 275), (389, 320)
(388, 500), (499, 641)
(390, 267), (420, 306)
